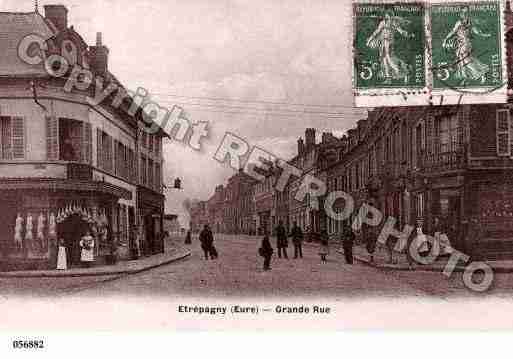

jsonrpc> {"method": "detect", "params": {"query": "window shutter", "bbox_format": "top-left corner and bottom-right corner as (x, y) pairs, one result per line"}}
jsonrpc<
(45, 116), (59, 160)
(82, 122), (92, 164)
(96, 128), (102, 169)
(1, 117), (12, 159)
(11, 117), (25, 159)
(113, 139), (118, 176)
(105, 135), (113, 173)
(497, 109), (510, 156)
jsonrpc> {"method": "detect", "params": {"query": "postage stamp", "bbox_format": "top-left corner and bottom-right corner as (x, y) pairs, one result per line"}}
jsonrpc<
(353, 2), (428, 107)
(430, 1), (507, 103)
(353, 0), (508, 107)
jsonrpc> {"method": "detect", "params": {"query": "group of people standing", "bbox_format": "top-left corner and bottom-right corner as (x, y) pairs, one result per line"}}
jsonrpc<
(258, 221), (355, 271)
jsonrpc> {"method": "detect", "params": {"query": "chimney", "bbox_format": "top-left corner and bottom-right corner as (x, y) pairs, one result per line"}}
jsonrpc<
(89, 32), (109, 77)
(44, 5), (68, 32)
(297, 138), (305, 155)
(305, 128), (316, 150)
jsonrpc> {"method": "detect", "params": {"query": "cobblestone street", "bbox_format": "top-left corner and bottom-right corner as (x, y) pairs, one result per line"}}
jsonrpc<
(2, 235), (513, 299)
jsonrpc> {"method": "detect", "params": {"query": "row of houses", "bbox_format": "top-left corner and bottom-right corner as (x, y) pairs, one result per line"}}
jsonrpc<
(0, 5), (167, 270)
(189, 7), (513, 259)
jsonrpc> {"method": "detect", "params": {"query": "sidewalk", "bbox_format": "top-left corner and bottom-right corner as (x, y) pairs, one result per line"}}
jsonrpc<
(0, 245), (191, 278)
(338, 242), (513, 273)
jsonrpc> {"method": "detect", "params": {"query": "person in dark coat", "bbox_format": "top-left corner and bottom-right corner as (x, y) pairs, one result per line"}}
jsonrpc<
(342, 224), (355, 264)
(290, 221), (304, 259)
(184, 229), (192, 245)
(275, 220), (288, 259)
(364, 223), (376, 264)
(199, 224), (216, 260)
(259, 235), (274, 271)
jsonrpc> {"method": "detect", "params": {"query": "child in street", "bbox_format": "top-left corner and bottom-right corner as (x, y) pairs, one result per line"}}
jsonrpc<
(259, 235), (274, 271)
(319, 239), (329, 263)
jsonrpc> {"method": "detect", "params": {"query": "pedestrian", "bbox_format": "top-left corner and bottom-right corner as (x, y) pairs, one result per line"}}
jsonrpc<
(56, 237), (67, 270)
(259, 234), (274, 271)
(185, 229), (192, 245)
(405, 228), (416, 270)
(275, 220), (288, 259)
(290, 221), (304, 259)
(363, 223), (376, 264)
(342, 224), (355, 264)
(79, 230), (95, 268)
(199, 224), (216, 260)
(318, 230), (329, 263)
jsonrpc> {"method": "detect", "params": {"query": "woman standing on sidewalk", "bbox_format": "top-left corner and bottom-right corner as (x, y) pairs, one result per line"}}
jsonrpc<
(80, 231), (95, 268)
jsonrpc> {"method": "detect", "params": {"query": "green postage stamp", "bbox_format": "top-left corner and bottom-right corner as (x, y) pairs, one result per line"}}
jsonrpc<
(431, 2), (504, 91)
(352, 0), (507, 108)
(353, 3), (426, 90)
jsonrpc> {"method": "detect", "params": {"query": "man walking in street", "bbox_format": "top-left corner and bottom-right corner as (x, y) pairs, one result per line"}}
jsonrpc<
(199, 224), (216, 260)
(275, 220), (288, 259)
(290, 221), (304, 259)
(342, 223), (355, 264)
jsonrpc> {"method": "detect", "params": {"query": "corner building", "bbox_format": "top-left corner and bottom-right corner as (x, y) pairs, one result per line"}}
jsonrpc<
(0, 6), (166, 270)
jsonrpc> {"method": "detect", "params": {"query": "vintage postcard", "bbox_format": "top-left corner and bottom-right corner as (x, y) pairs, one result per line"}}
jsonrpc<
(3, 0), (513, 351)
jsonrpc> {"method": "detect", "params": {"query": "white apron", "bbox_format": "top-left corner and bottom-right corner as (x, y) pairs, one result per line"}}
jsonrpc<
(57, 246), (67, 270)
(80, 237), (95, 262)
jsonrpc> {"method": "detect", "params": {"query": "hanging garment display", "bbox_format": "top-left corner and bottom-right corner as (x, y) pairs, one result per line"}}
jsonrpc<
(14, 213), (24, 250)
(37, 212), (46, 249)
(25, 213), (34, 241)
(48, 212), (57, 240)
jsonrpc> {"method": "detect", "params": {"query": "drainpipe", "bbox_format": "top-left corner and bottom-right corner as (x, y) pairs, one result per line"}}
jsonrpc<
(29, 80), (47, 112)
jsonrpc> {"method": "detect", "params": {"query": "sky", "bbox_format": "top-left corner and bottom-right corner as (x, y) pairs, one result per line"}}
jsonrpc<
(3, 0), (367, 223)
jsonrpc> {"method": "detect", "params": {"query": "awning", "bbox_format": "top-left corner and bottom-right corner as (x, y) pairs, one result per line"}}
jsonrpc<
(0, 178), (132, 200)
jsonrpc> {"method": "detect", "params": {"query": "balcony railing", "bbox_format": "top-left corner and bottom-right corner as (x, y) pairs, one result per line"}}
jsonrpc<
(419, 150), (466, 173)
(67, 162), (93, 181)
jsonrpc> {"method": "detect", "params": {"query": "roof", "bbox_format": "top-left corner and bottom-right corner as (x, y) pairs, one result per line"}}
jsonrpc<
(0, 11), (56, 76)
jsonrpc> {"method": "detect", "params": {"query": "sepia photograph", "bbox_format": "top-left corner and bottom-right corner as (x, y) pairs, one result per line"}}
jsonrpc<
(2, 0), (513, 348)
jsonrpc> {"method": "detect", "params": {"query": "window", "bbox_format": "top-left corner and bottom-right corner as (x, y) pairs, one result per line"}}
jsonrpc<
(496, 109), (510, 156)
(98, 131), (113, 172)
(148, 134), (154, 152)
(435, 114), (462, 154)
(155, 163), (162, 192)
(148, 159), (154, 189)
(0, 116), (25, 159)
(141, 131), (147, 149)
(140, 155), (147, 185)
(155, 137), (160, 156)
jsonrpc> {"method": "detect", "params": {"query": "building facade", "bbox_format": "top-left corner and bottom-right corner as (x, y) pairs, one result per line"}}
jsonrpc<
(0, 6), (165, 270)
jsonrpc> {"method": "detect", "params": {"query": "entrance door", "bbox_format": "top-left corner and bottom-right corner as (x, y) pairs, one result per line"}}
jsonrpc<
(60, 214), (89, 266)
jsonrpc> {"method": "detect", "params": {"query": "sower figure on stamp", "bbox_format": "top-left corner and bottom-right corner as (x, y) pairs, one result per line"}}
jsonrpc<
(289, 221), (304, 259)
(366, 11), (415, 84)
(259, 233), (274, 271)
(275, 220), (288, 259)
(442, 6), (490, 84)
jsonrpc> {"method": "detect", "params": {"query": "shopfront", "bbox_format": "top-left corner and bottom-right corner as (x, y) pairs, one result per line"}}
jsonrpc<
(137, 185), (165, 255)
(0, 179), (131, 271)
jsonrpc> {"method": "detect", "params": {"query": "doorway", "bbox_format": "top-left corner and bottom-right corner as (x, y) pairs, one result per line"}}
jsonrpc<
(59, 214), (90, 266)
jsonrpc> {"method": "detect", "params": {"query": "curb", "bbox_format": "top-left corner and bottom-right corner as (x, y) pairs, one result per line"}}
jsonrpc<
(0, 250), (191, 278)
(336, 249), (467, 273)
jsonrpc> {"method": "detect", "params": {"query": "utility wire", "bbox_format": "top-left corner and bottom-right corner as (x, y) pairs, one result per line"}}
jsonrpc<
(155, 99), (365, 117)
(150, 92), (360, 109)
